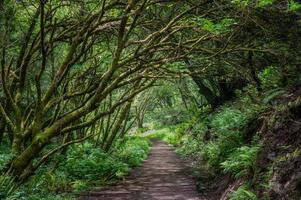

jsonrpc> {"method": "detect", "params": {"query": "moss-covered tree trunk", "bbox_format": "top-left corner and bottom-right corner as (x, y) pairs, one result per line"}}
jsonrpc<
(0, 119), (5, 144)
(104, 102), (132, 152)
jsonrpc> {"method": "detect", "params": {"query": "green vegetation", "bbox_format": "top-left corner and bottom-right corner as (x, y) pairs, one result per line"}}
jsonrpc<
(146, 77), (299, 198)
(1, 136), (150, 199)
(1, 0), (301, 199)
(229, 184), (258, 200)
(149, 85), (263, 172)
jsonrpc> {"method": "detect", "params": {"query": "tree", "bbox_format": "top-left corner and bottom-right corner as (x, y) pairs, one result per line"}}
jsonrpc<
(0, 0), (208, 181)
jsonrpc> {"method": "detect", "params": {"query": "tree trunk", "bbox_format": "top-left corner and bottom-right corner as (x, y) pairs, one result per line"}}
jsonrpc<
(185, 60), (220, 107)
(0, 119), (5, 144)
(137, 117), (144, 129)
(11, 133), (22, 156)
(9, 136), (47, 181)
(189, 73), (219, 107)
(104, 103), (131, 152)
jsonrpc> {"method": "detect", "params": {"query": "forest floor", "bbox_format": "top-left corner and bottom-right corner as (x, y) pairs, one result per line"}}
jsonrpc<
(80, 140), (202, 200)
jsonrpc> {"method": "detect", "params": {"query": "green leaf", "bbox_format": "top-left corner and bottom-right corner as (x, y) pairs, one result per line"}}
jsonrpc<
(289, 0), (301, 11)
(258, 0), (274, 8)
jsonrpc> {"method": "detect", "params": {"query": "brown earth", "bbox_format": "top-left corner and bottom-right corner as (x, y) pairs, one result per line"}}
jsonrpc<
(80, 141), (202, 200)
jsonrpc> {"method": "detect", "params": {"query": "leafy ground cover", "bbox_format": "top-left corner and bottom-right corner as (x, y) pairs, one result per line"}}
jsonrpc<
(0, 136), (151, 200)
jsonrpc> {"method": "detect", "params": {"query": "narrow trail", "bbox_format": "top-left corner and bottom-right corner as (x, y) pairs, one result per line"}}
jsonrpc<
(80, 140), (202, 200)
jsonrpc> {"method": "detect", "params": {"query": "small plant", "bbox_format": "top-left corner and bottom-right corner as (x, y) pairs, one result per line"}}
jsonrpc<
(163, 131), (182, 146)
(258, 0), (274, 7)
(114, 137), (151, 167)
(221, 145), (260, 178)
(176, 136), (203, 158)
(229, 184), (258, 200)
(61, 143), (129, 181)
(231, 0), (249, 7)
(7, 136), (151, 199)
(147, 128), (170, 140)
(193, 17), (236, 35)
(0, 175), (16, 199)
(71, 180), (89, 193)
(203, 142), (221, 167)
(289, 0), (301, 11)
(210, 108), (248, 133)
(259, 66), (284, 89)
(0, 153), (12, 171)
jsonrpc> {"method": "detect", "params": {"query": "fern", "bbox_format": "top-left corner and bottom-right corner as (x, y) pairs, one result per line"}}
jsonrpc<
(289, 0), (301, 11)
(221, 145), (259, 178)
(0, 175), (16, 199)
(258, 0), (274, 7)
(229, 185), (258, 200)
(263, 88), (286, 104)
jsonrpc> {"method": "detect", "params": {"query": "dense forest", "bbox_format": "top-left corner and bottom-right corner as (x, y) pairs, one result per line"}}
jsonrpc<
(0, 0), (301, 199)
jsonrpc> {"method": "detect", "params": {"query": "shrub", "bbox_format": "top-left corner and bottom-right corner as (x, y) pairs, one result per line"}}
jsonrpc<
(0, 175), (16, 199)
(262, 88), (286, 104)
(201, 104), (260, 169)
(171, 87), (264, 171)
(71, 180), (89, 193)
(203, 130), (245, 168)
(114, 137), (151, 167)
(202, 142), (221, 167)
(258, 66), (284, 89)
(176, 136), (203, 158)
(146, 128), (170, 140)
(229, 184), (258, 200)
(163, 131), (182, 146)
(8, 136), (151, 199)
(61, 143), (129, 181)
(174, 123), (190, 135)
(0, 153), (12, 171)
(210, 108), (248, 133)
(0, 142), (13, 171)
(221, 145), (260, 178)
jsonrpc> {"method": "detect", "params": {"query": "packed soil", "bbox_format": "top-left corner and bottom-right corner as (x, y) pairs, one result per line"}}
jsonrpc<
(80, 141), (202, 200)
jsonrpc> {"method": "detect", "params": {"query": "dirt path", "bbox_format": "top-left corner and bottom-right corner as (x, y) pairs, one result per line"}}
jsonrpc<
(80, 141), (202, 200)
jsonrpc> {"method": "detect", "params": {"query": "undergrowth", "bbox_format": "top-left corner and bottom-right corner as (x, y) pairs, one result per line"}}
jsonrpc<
(229, 184), (258, 200)
(0, 136), (151, 199)
(148, 85), (266, 199)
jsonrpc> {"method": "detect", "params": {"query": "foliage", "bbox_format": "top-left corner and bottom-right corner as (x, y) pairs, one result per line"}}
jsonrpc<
(158, 86), (264, 174)
(194, 18), (236, 34)
(113, 137), (151, 167)
(202, 105), (255, 168)
(148, 103), (192, 127)
(146, 128), (171, 140)
(221, 145), (260, 178)
(60, 136), (150, 182)
(210, 108), (248, 133)
(162, 131), (182, 146)
(3, 136), (150, 199)
(0, 175), (16, 199)
(289, 0), (301, 11)
(176, 136), (203, 158)
(0, 154), (12, 171)
(229, 184), (258, 200)
(258, 0), (274, 7)
(61, 143), (129, 181)
(0, 141), (12, 171)
(258, 66), (284, 89)
(262, 88), (286, 104)
(145, 79), (202, 128)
